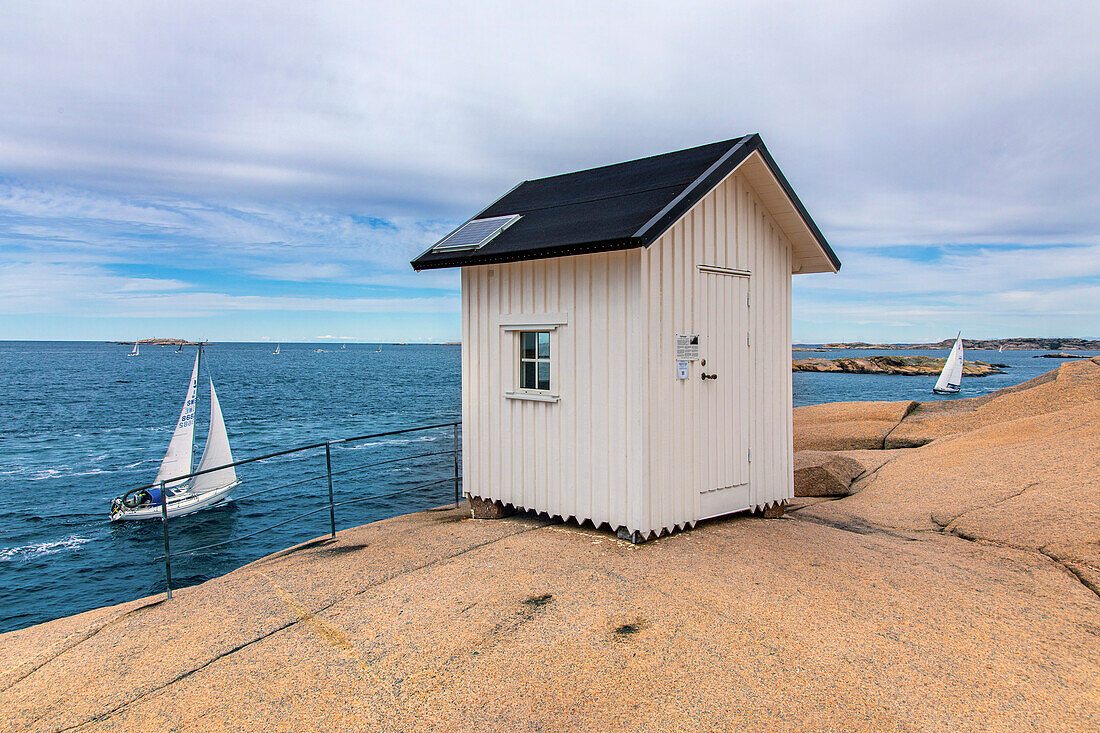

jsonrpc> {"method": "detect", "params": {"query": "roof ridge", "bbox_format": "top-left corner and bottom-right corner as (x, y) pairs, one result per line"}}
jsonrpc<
(632, 136), (753, 240)
(522, 136), (749, 184)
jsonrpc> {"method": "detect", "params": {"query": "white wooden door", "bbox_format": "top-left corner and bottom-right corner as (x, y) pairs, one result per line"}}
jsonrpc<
(696, 268), (751, 519)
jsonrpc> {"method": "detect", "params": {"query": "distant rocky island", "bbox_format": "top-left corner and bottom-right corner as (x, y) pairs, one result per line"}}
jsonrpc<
(108, 338), (202, 346)
(793, 355), (1005, 377)
(800, 334), (1100, 349)
(803, 337), (1099, 351)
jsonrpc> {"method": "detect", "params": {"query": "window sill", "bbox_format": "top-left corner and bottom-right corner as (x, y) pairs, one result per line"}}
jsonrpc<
(504, 391), (560, 403)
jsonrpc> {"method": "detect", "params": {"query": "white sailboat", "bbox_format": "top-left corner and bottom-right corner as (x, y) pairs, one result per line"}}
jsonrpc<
(933, 333), (965, 395)
(273, 344), (280, 355)
(128, 341), (140, 357)
(111, 347), (240, 521)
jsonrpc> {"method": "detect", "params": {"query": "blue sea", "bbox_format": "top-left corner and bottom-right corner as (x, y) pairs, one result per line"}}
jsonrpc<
(0, 341), (1094, 633)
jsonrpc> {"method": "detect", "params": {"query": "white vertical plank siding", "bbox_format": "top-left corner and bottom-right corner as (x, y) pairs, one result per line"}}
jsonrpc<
(461, 250), (640, 531)
(461, 168), (796, 536)
(634, 170), (794, 533)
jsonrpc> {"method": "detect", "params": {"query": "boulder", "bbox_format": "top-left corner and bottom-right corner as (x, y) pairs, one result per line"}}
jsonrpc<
(794, 451), (866, 496)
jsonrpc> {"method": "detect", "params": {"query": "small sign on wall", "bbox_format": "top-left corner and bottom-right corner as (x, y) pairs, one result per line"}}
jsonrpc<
(676, 333), (700, 361)
(676, 360), (690, 379)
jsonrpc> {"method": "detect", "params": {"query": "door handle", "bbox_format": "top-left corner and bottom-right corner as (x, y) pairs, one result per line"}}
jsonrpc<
(700, 372), (718, 380)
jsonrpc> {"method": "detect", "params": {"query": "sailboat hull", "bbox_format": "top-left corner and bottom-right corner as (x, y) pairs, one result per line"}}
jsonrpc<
(110, 481), (239, 521)
(933, 385), (960, 395)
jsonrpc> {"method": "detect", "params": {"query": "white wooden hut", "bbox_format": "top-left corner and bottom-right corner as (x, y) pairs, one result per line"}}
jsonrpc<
(412, 134), (840, 541)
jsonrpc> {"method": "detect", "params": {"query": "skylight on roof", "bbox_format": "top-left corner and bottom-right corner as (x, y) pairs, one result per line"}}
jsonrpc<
(432, 214), (521, 252)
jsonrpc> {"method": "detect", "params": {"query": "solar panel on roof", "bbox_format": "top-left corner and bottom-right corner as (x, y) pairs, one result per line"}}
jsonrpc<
(432, 214), (521, 252)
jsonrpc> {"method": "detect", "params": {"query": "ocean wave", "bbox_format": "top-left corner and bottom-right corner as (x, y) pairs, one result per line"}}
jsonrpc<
(0, 535), (92, 562)
(0, 460), (154, 481)
(343, 436), (439, 450)
(26, 468), (67, 481)
(72, 468), (111, 477)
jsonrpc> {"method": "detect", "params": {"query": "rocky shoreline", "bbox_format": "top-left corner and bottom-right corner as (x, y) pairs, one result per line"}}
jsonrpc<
(793, 354), (1005, 376)
(805, 337), (1100, 351)
(108, 338), (202, 346)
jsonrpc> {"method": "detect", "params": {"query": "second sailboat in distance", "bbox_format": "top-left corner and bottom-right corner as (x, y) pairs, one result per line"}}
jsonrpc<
(110, 345), (240, 520)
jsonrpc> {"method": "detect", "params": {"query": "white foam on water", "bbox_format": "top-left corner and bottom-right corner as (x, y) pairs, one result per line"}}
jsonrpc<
(344, 436), (438, 450)
(27, 468), (66, 481)
(73, 468), (111, 477)
(0, 535), (92, 562)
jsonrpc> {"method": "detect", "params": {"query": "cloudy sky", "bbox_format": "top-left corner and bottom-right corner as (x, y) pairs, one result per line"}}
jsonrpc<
(1, 1), (1097, 343)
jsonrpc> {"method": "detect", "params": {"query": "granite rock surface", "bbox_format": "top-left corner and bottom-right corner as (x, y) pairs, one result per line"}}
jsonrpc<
(2, 359), (1098, 732)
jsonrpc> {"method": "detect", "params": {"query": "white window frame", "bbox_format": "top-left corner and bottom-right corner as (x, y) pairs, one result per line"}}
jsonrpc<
(500, 314), (566, 403)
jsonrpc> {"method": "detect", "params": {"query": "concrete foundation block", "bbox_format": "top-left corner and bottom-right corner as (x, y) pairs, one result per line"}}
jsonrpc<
(616, 527), (651, 544)
(755, 501), (787, 519)
(468, 496), (515, 519)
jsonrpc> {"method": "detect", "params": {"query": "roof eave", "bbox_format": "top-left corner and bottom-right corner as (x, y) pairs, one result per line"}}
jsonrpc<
(411, 237), (643, 271)
(753, 139), (841, 273)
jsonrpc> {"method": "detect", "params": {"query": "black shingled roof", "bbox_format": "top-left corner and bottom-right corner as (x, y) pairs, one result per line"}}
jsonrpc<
(411, 134), (839, 271)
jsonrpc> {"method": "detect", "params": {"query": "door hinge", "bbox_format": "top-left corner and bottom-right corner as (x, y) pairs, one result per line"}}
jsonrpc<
(748, 448), (752, 462)
(747, 332), (751, 347)
(747, 291), (751, 308)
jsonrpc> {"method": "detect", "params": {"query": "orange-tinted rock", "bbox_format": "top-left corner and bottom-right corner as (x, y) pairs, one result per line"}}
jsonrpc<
(886, 356), (1100, 447)
(794, 450), (865, 496)
(793, 400), (917, 451)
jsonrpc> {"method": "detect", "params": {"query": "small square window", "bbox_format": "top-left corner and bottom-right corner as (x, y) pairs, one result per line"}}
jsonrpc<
(519, 330), (551, 392)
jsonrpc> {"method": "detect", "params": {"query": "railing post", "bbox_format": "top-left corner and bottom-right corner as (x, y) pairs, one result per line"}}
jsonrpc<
(159, 481), (172, 600)
(452, 423), (460, 509)
(325, 443), (336, 539)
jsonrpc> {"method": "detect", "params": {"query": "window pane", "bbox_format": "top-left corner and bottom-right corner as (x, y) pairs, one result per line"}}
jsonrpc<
(537, 331), (550, 358)
(522, 360), (537, 389)
(521, 332), (536, 359)
(537, 360), (550, 391)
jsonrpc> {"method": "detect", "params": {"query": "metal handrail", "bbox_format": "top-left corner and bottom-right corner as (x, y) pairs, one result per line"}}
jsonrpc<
(139, 421), (462, 600)
(127, 421), (463, 494)
(159, 476), (464, 561)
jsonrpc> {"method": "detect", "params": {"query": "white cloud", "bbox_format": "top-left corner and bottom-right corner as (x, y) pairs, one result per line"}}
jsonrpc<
(1, 1), (1097, 241)
(0, 261), (457, 317)
(0, 2), (1097, 341)
(250, 263), (346, 282)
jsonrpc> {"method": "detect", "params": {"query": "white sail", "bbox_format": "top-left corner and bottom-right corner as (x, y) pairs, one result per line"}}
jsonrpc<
(191, 379), (237, 494)
(934, 334), (964, 392)
(130, 341), (139, 356)
(155, 350), (199, 488)
(273, 344), (279, 355)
